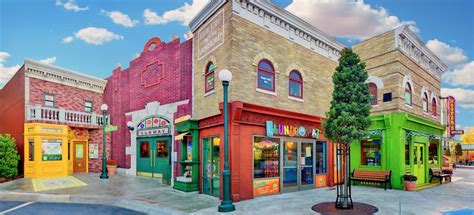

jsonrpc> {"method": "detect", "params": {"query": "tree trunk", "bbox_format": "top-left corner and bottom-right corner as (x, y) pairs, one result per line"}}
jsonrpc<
(342, 145), (350, 208)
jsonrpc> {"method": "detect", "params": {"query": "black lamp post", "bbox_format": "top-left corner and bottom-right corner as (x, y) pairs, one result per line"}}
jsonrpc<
(217, 69), (235, 212)
(100, 103), (109, 179)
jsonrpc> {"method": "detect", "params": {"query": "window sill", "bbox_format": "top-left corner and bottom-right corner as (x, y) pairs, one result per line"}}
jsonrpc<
(405, 104), (413, 109)
(423, 111), (429, 115)
(256, 88), (277, 96)
(288, 96), (304, 103)
(203, 90), (215, 97)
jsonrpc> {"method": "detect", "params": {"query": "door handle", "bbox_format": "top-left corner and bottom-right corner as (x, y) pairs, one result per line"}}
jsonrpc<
(150, 151), (153, 168)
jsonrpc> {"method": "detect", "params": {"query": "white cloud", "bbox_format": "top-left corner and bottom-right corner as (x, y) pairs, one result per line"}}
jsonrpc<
(144, 0), (209, 25)
(443, 61), (474, 87)
(55, 0), (88, 12)
(427, 39), (468, 67)
(285, 0), (418, 40)
(39, 56), (57, 65)
(101, 10), (139, 27)
(62, 36), (74, 43)
(64, 27), (123, 45)
(441, 88), (474, 109)
(0, 52), (21, 89)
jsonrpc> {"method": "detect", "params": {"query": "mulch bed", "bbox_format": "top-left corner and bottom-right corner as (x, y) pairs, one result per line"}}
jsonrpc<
(312, 202), (379, 215)
(0, 175), (23, 183)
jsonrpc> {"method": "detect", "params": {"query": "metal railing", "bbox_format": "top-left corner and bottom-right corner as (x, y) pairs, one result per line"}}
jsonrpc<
(26, 105), (109, 126)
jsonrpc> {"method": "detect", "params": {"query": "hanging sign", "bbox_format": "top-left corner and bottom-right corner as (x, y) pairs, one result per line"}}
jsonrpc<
(266, 121), (322, 139)
(137, 116), (171, 137)
(105, 125), (118, 133)
(447, 96), (456, 136)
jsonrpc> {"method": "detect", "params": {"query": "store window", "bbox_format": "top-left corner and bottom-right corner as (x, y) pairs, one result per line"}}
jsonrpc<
(405, 144), (410, 165)
(360, 139), (382, 166)
(42, 139), (62, 161)
(422, 92), (428, 112)
(289, 70), (303, 98)
(316, 141), (327, 174)
(140, 141), (150, 158)
(84, 100), (93, 113)
(368, 82), (378, 105)
(432, 98), (437, 116)
(44, 93), (55, 107)
(257, 60), (275, 92)
(205, 62), (215, 93)
(254, 137), (280, 179)
(429, 141), (438, 164)
(405, 83), (412, 106)
(156, 141), (168, 157)
(28, 139), (34, 161)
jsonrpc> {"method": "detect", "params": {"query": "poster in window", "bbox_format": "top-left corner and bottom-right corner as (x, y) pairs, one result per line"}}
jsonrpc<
(89, 143), (99, 159)
(42, 139), (62, 161)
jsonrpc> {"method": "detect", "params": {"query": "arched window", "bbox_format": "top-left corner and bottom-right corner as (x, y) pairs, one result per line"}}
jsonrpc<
(432, 98), (437, 116)
(205, 62), (215, 93)
(368, 83), (378, 105)
(405, 83), (412, 106)
(257, 60), (275, 92)
(289, 70), (303, 98)
(422, 92), (428, 112)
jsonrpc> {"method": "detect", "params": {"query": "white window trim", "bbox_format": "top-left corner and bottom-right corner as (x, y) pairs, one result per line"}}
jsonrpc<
(256, 88), (277, 96)
(288, 96), (304, 103)
(405, 104), (414, 109)
(203, 90), (215, 97)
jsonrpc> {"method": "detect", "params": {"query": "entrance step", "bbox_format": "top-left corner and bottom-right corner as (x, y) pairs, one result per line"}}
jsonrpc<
(415, 183), (438, 190)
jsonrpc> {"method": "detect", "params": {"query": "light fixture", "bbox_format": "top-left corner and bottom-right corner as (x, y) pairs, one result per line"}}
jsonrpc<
(100, 103), (108, 111)
(127, 121), (134, 131)
(218, 69), (232, 82)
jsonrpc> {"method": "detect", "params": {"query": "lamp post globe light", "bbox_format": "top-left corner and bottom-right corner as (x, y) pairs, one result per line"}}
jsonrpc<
(100, 103), (109, 179)
(217, 69), (235, 212)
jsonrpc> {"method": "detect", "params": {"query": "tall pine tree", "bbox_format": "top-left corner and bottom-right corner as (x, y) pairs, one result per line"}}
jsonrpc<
(323, 48), (371, 208)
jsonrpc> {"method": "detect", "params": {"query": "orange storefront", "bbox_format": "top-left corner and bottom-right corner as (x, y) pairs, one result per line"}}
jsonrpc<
(198, 101), (334, 201)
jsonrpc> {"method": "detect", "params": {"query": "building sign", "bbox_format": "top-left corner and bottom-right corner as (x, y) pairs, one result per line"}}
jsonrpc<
(266, 121), (322, 139)
(89, 143), (99, 159)
(451, 130), (464, 136)
(253, 178), (280, 197)
(197, 10), (224, 60)
(447, 96), (456, 136)
(105, 125), (118, 133)
(137, 116), (171, 137)
(42, 139), (62, 161)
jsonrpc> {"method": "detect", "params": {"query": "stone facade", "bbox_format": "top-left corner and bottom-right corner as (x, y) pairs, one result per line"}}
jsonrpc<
(353, 27), (446, 123)
(192, 1), (342, 120)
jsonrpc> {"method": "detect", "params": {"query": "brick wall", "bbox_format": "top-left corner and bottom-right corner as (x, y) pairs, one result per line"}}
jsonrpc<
(104, 37), (193, 168)
(88, 129), (111, 173)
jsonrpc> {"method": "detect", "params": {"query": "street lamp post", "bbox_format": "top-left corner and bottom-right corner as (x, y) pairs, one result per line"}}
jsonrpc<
(218, 69), (236, 212)
(100, 103), (109, 179)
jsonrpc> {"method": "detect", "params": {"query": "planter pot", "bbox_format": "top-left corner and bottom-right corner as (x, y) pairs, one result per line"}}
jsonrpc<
(107, 165), (117, 175)
(404, 181), (416, 191)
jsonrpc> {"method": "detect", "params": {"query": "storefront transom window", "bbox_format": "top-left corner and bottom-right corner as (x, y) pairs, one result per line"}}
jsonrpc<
(254, 137), (280, 179)
(361, 139), (381, 166)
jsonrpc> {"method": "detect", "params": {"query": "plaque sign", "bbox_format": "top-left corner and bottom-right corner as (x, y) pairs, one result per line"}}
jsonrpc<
(197, 10), (225, 60)
(137, 116), (171, 137)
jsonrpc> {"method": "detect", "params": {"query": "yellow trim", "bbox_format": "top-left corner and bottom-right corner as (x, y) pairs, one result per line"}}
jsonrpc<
(175, 132), (190, 141)
(174, 115), (191, 124)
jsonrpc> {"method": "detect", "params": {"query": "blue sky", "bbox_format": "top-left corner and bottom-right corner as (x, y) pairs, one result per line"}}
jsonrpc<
(1, 0), (473, 133)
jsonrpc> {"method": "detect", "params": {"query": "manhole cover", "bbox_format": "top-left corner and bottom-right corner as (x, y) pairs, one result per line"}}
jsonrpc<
(312, 202), (379, 215)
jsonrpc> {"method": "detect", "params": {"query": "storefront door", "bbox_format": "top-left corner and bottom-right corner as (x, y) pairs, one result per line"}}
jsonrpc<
(281, 140), (315, 193)
(413, 143), (425, 184)
(137, 137), (171, 182)
(202, 136), (220, 197)
(73, 141), (86, 173)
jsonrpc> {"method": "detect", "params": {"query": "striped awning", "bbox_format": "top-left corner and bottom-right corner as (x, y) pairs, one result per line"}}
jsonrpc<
(175, 132), (190, 141)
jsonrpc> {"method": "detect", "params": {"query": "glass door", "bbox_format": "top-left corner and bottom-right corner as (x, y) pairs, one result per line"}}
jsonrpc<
(282, 141), (298, 192)
(413, 143), (425, 184)
(202, 137), (220, 197)
(281, 140), (315, 193)
(300, 142), (314, 190)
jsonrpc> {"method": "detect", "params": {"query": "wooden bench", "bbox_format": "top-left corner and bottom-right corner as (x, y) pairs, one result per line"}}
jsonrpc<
(351, 169), (392, 190)
(430, 168), (452, 184)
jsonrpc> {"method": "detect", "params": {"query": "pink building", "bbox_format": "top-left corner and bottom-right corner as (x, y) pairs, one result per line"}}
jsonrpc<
(104, 37), (192, 184)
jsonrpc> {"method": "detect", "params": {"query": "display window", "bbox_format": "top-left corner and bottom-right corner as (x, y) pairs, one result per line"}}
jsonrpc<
(28, 139), (34, 161)
(429, 141), (438, 164)
(253, 136), (280, 179)
(42, 139), (63, 161)
(316, 141), (327, 174)
(140, 141), (150, 158)
(360, 139), (382, 166)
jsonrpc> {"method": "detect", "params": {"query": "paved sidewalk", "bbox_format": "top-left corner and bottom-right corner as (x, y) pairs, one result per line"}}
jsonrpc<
(1, 169), (473, 214)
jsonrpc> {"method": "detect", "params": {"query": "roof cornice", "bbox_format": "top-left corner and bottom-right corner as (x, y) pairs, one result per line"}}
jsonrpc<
(189, 0), (227, 32)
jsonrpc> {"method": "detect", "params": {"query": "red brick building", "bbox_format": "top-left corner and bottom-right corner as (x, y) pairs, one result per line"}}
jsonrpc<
(104, 37), (193, 184)
(0, 59), (109, 176)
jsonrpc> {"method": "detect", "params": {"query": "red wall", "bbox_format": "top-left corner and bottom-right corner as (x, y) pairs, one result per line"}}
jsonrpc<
(104, 37), (193, 169)
(0, 67), (25, 173)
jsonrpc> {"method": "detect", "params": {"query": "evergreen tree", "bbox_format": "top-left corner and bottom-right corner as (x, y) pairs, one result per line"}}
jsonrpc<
(0, 134), (20, 178)
(323, 48), (371, 208)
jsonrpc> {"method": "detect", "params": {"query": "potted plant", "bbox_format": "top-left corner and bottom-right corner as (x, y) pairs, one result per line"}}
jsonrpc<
(106, 160), (117, 175)
(403, 174), (417, 191)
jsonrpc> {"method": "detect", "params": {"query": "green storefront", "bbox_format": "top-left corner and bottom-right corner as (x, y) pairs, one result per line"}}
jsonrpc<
(173, 119), (200, 192)
(350, 112), (445, 189)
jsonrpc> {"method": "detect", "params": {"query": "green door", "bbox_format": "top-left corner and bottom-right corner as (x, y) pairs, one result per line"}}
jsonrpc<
(202, 137), (220, 197)
(413, 143), (425, 184)
(137, 136), (171, 184)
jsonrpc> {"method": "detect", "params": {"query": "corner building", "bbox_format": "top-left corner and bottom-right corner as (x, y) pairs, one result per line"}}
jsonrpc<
(351, 27), (447, 189)
(190, 0), (345, 201)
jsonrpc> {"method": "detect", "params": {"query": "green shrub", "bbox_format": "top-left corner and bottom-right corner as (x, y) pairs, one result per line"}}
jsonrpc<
(0, 134), (20, 178)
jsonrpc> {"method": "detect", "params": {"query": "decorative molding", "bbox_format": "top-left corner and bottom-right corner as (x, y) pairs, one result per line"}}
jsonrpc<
(286, 63), (305, 78)
(420, 86), (429, 99)
(189, 0), (227, 32)
(366, 75), (384, 89)
(252, 52), (279, 72)
(394, 26), (447, 80)
(402, 74), (414, 91)
(24, 59), (107, 93)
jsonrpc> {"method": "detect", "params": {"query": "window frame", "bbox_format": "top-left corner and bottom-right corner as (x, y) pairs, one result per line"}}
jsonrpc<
(205, 62), (216, 93)
(257, 59), (276, 92)
(368, 82), (378, 106)
(84, 100), (93, 113)
(360, 139), (382, 166)
(432, 98), (437, 117)
(422, 92), (429, 113)
(44, 93), (56, 108)
(288, 70), (303, 99)
(405, 83), (412, 106)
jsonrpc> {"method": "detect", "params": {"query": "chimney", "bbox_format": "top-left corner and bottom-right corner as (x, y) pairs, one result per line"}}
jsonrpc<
(171, 34), (179, 41)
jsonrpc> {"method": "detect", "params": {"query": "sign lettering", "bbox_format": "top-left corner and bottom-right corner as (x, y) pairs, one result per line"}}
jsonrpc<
(197, 10), (224, 60)
(266, 121), (322, 139)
